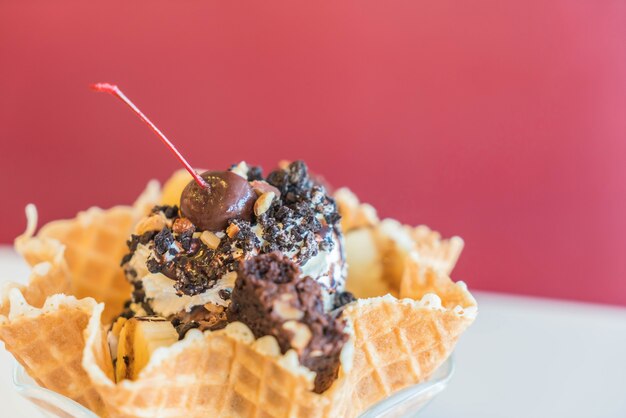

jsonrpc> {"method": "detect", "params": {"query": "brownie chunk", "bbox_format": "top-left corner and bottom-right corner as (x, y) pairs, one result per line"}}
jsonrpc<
(226, 252), (349, 393)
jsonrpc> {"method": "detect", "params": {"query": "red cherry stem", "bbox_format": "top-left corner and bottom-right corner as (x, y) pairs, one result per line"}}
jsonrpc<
(90, 82), (208, 188)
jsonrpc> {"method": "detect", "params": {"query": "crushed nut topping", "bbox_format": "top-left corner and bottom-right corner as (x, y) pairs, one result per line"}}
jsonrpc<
(254, 191), (275, 216)
(199, 230), (221, 249)
(134, 214), (167, 236)
(283, 320), (313, 350)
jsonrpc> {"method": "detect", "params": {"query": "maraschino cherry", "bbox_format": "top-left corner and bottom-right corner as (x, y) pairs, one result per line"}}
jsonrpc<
(92, 83), (256, 231)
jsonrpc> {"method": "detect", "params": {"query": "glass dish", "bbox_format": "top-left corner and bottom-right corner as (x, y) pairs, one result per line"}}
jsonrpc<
(13, 356), (453, 418)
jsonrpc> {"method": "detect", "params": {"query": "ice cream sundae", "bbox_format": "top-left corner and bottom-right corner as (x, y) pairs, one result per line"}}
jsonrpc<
(114, 159), (352, 392)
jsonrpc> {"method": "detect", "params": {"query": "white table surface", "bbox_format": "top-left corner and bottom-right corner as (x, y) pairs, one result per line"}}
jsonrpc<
(1, 247), (625, 418)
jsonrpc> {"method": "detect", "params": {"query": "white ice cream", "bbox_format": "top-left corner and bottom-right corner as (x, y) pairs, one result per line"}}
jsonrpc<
(142, 272), (237, 317)
(127, 217), (346, 317)
(300, 236), (346, 310)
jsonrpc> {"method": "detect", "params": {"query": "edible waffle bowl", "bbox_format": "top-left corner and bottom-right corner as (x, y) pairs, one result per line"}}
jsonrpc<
(13, 357), (454, 418)
(0, 174), (476, 418)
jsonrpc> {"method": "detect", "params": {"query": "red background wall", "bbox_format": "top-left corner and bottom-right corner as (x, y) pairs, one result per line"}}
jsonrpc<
(1, 1), (625, 305)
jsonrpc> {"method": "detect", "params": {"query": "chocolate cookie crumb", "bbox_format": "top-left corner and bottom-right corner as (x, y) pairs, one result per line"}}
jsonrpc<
(247, 165), (264, 181)
(152, 205), (179, 219)
(146, 257), (162, 274)
(334, 291), (356, 310)
(154, 227), (175, 255)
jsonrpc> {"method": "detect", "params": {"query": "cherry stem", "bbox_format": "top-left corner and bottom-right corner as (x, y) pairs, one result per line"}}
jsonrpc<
(90, 82), (208, 188)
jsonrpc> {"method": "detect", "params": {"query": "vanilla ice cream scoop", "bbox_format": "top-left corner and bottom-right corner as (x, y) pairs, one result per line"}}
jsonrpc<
(119, 161), (348, 328)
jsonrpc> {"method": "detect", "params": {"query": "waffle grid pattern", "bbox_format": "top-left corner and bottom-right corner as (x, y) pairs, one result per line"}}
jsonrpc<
(345, 300), (455, 412)
(0, 184), (476, 418)
(0, 305), (106, 414)
(38, 207), (136, 322)
(94, 333), (336, 418)
(87, 291), (473, 418)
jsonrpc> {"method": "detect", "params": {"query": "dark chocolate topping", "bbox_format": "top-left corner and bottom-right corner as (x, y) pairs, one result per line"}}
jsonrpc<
(180, 171), (256, 231)
(226, 252), (350, 393)
(171, 304), (228, 339)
